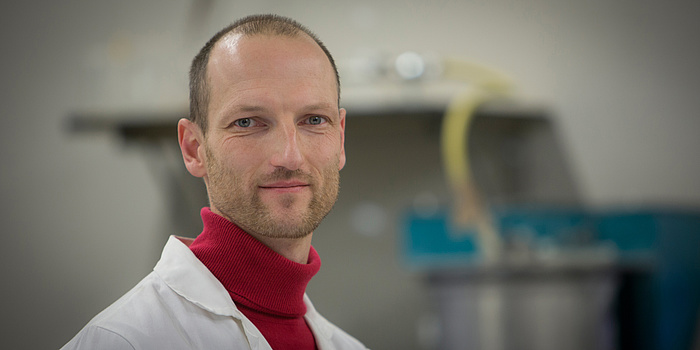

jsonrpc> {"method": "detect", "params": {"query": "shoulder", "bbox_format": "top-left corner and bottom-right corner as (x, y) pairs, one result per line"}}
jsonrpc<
(85, 272), (184, 328)
(62, 270), (249, 350)
(61, 325), (136, 350)
(61, 272), (173, 349)
(62, 237), (251, 349)
(61, 272), (204, 349)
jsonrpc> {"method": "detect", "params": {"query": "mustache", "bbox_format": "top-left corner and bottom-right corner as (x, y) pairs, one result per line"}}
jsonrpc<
(259, 168), (315, 184)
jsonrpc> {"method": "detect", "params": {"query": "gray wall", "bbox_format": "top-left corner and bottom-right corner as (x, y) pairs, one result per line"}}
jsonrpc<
(1, 0), (699, 349)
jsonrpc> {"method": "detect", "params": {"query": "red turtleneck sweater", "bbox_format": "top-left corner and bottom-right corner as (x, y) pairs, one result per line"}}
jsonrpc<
(189, 208), (320, 350)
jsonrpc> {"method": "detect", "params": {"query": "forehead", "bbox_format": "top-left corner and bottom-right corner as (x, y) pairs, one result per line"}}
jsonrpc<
(206, 33), (337, 103)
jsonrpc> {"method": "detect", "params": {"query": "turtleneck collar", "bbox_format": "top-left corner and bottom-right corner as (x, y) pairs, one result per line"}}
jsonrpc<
(189, 207), (321, 318)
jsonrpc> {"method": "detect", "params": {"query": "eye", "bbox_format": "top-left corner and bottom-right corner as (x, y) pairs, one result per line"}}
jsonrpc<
(306, 116), (326, 125)
(233, 118), (253, 128)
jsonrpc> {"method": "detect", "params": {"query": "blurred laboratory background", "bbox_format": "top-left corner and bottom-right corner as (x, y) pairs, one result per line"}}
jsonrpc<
(1, 1), (699, 349)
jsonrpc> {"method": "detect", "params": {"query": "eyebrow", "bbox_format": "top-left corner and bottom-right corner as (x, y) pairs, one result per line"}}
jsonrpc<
(229, 103), (335, 115)
(231, 105), (268, 114)
(302, 103), (334, 111)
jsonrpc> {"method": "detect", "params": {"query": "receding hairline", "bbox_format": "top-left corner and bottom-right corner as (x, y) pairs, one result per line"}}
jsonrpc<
(206, 16), (338, 88)
(211, 30), (327, 62)
(205, 30), (340, 101)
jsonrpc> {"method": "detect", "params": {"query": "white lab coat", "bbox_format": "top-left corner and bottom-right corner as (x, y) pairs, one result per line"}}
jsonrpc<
(61, 236), (368, 350)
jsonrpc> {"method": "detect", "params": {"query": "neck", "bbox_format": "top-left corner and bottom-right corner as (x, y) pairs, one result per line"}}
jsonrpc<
(210, 206), (313, 264)
(249, 233), (313, 264)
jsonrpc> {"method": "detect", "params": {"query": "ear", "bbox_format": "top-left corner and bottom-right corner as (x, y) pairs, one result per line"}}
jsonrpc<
(338, 108), (346, 170)
(178, 118), (207, 178)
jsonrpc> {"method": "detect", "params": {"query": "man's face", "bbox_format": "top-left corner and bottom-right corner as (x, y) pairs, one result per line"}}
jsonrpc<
(201, 33), (345, 239)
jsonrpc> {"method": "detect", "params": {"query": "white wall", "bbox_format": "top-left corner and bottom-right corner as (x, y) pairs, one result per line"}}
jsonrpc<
(1, 0), (698, 349)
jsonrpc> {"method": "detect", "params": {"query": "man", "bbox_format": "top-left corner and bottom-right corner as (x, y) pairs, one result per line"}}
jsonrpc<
(62, 14), (367, 350)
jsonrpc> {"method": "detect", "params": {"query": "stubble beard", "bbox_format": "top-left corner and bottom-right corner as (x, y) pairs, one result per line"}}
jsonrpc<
(205, 146), (340, 239)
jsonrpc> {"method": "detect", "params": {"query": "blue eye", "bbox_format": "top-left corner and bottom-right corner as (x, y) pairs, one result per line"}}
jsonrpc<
(234, 118), (252, 127)
(308, 116), (324, 125)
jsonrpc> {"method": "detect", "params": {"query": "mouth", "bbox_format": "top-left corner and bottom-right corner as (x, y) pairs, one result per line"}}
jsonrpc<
(259, 180), (310, 193)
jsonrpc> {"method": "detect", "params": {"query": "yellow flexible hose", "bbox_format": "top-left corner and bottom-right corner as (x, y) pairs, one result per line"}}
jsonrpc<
(440, 58), (513, 263)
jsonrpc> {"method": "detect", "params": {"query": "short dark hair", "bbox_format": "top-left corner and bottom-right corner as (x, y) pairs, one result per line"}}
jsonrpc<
(188, 14), (340, 135)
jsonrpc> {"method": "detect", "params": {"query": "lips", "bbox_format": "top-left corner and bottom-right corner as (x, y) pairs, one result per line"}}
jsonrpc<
(259, 180), (309, 188)
(259, 180), (310, 193)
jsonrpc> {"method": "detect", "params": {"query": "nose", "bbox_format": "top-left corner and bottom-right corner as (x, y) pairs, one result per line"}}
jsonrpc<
(269, 123), (303, 171)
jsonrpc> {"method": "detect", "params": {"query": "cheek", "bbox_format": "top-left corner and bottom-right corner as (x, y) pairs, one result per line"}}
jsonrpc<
(306, 142), (338, 169)
(208, 147), (253, 181)
(314, 152), (342, 178)
(224, 156), (259, 181)
(315, 131), (344, 160)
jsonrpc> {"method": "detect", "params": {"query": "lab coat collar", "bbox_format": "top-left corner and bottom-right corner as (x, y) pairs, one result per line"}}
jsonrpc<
(154, 236), (242, 318)
(304, 294), (334, 345)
